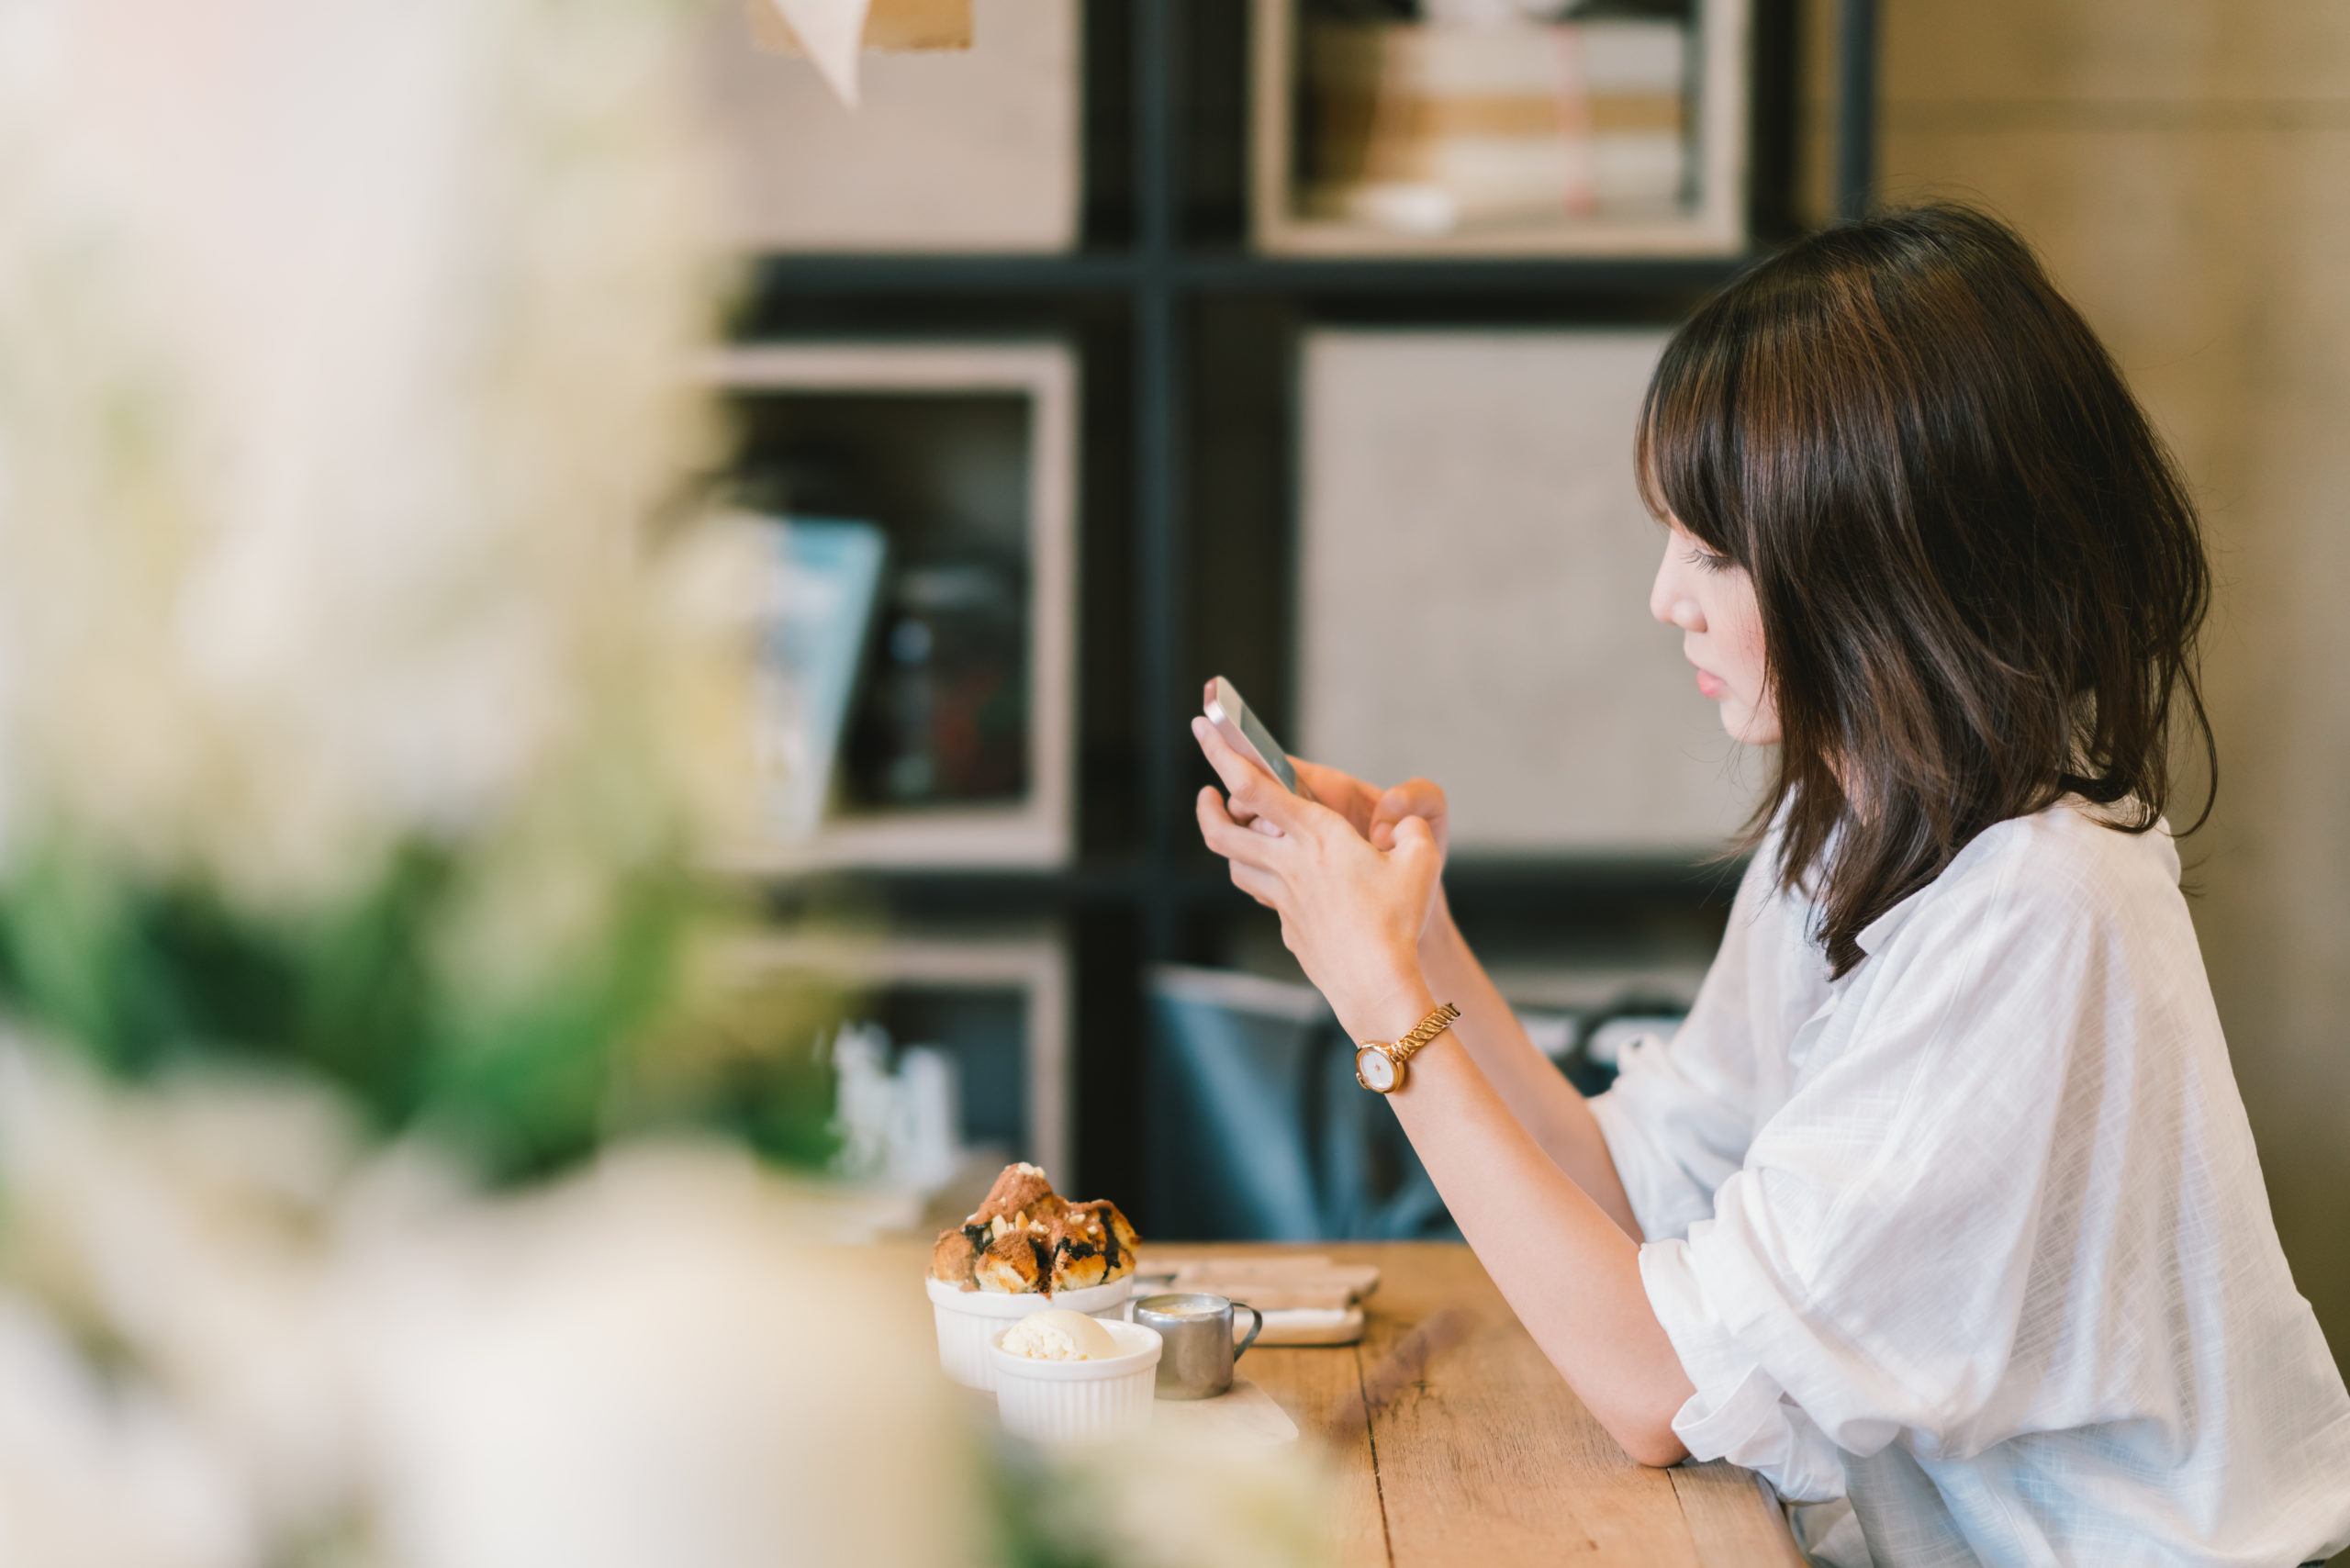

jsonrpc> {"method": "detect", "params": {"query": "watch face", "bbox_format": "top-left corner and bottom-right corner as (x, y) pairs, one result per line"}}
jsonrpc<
(1356, 1047), (1397, 1092)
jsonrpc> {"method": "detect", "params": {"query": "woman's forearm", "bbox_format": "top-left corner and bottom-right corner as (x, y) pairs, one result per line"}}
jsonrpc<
(1360, 982), (1694, 1467)
(1416, 894), (1645, 1239)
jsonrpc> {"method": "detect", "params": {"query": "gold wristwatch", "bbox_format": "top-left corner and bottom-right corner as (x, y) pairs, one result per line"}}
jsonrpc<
(1354, 1002), (1461, 1095)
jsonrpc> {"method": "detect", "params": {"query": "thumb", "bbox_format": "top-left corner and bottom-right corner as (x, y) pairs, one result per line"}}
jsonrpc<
(1389, 813), (1438, 859)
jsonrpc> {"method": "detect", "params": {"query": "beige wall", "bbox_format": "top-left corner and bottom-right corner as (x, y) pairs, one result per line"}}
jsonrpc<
(1802, 0), (2350, 1372)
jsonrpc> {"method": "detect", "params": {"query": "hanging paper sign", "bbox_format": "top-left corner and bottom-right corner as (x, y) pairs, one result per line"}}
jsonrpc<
(746, 0), (975, 93)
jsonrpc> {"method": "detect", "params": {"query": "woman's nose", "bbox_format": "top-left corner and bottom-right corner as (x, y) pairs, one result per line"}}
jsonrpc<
(1650, 541), (1706, 633)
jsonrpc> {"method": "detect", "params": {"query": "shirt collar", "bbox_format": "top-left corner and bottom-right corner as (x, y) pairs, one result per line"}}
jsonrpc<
(1852, 883), (1931, 958)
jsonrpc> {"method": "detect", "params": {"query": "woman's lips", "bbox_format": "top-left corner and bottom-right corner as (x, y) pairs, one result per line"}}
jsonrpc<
(1694, 667), (1726, 699)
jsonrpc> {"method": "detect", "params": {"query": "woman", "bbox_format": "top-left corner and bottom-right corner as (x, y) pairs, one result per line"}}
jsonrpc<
(1192, 206), (2350, 1567)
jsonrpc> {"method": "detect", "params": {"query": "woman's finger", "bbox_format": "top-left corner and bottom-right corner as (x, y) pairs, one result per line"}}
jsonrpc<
(1390, 812), (1438, 858)
(1196, 785), (1290, 871)
(1371, 778), (1447, 830)
(1227, 858), (1282, 909)
(1191, 716), (1309, 836)
(1291, 756), (1380, 836)
(1370, 778), (1449, 854)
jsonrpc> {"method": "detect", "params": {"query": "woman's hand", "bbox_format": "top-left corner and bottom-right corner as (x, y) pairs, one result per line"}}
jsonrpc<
(1287, 758), (1452, 859)
(1192, 718), (1442, 1040)
(1256, 756), (1451, 944)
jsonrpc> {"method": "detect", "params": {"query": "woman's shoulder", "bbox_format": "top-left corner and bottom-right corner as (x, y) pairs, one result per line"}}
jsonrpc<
(1984, 795), (2183, 900)
(1861, 797), (2188, 960)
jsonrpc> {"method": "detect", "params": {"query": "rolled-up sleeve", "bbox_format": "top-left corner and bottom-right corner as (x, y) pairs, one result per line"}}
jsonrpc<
(1641, 1237), (1850, 1502)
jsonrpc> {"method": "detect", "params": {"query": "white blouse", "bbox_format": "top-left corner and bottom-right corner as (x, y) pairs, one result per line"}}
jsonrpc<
(1588, 800), (2350, 1568)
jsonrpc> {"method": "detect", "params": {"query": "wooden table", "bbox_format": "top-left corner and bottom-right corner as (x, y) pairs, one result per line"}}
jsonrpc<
(1149, 1241), (1804, 1568)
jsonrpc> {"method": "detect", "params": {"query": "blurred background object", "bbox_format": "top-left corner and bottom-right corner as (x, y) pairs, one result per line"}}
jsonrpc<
(751, 516), (891, 839)
(714, 929), (1072, 1224)
(702, 0), (1077, 249)
(1259, 0), (1752, 254)
(1296, 328), (1754, 853)
(1300, 10), (1688, 231)
(713, 342), (1078, 870)
(1147, 964), (1684, 1242)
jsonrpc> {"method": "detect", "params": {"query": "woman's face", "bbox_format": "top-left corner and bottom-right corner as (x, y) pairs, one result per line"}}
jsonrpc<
(1650, 518), (1780, 745)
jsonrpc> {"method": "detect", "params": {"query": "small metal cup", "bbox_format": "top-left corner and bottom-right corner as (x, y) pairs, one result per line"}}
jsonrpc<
(1134, 1292), (1264, 1400)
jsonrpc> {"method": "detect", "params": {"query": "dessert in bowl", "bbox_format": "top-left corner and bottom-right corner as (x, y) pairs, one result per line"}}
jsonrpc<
(926, 1163), (1143, 1390)
(988, 1311), (1163, 1444)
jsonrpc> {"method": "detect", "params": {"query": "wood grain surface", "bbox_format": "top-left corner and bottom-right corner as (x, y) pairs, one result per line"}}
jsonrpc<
(1150, 1241), (1799, 1568)
(1672, 1462), (1812, 1568)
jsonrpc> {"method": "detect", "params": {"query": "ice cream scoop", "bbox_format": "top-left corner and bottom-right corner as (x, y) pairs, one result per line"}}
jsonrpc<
(998, 1309), (1120, 1361)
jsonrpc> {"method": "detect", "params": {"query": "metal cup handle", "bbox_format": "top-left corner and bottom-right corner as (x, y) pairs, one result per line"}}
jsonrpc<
(1231, 1301), (1264, 1362)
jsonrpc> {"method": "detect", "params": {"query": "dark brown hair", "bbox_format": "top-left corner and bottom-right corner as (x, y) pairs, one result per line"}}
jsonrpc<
(1637, 203), (2214, 976)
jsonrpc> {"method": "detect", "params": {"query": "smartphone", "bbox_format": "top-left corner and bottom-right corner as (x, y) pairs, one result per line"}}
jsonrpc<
(1203, 677), (1315, 801)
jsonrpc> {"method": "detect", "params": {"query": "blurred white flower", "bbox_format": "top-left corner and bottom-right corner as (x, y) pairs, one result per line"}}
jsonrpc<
(0, 1036), (984, 1568)
(341, 1142), (978, 1568)
(0, 0), (749, 983)
(0, 1), (1339, 1562)
(0, 1292), (255, 1568)
(0, 1041), (363, 1542)
(1013, 1434), (1337, 1568)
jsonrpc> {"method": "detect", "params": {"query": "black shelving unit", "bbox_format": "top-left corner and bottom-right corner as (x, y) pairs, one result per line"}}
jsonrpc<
(736, 0), (1872, 1230)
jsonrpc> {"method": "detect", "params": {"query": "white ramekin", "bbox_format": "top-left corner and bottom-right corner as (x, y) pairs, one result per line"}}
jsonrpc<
(988, 1319), (1162, 1444)
(925, 1273), (1136, 1391)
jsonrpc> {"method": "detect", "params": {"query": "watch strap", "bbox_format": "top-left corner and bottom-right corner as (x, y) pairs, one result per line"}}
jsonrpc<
(1377, 1002), (1460, 1066)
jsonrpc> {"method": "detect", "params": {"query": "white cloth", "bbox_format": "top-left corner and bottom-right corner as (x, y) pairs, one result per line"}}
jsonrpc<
(1587, 800), (2350, 1568)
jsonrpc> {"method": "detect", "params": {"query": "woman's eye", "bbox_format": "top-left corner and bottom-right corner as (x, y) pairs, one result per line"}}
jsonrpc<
(1684, 545), (1730, 574)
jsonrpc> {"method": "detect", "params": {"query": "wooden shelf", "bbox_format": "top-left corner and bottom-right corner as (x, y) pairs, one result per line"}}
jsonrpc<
(742, 250), (1757, 298)
(1250, 0), (1754, 259)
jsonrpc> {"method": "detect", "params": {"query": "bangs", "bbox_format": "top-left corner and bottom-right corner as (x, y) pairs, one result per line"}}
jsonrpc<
(1635, 306), (1761, 565)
